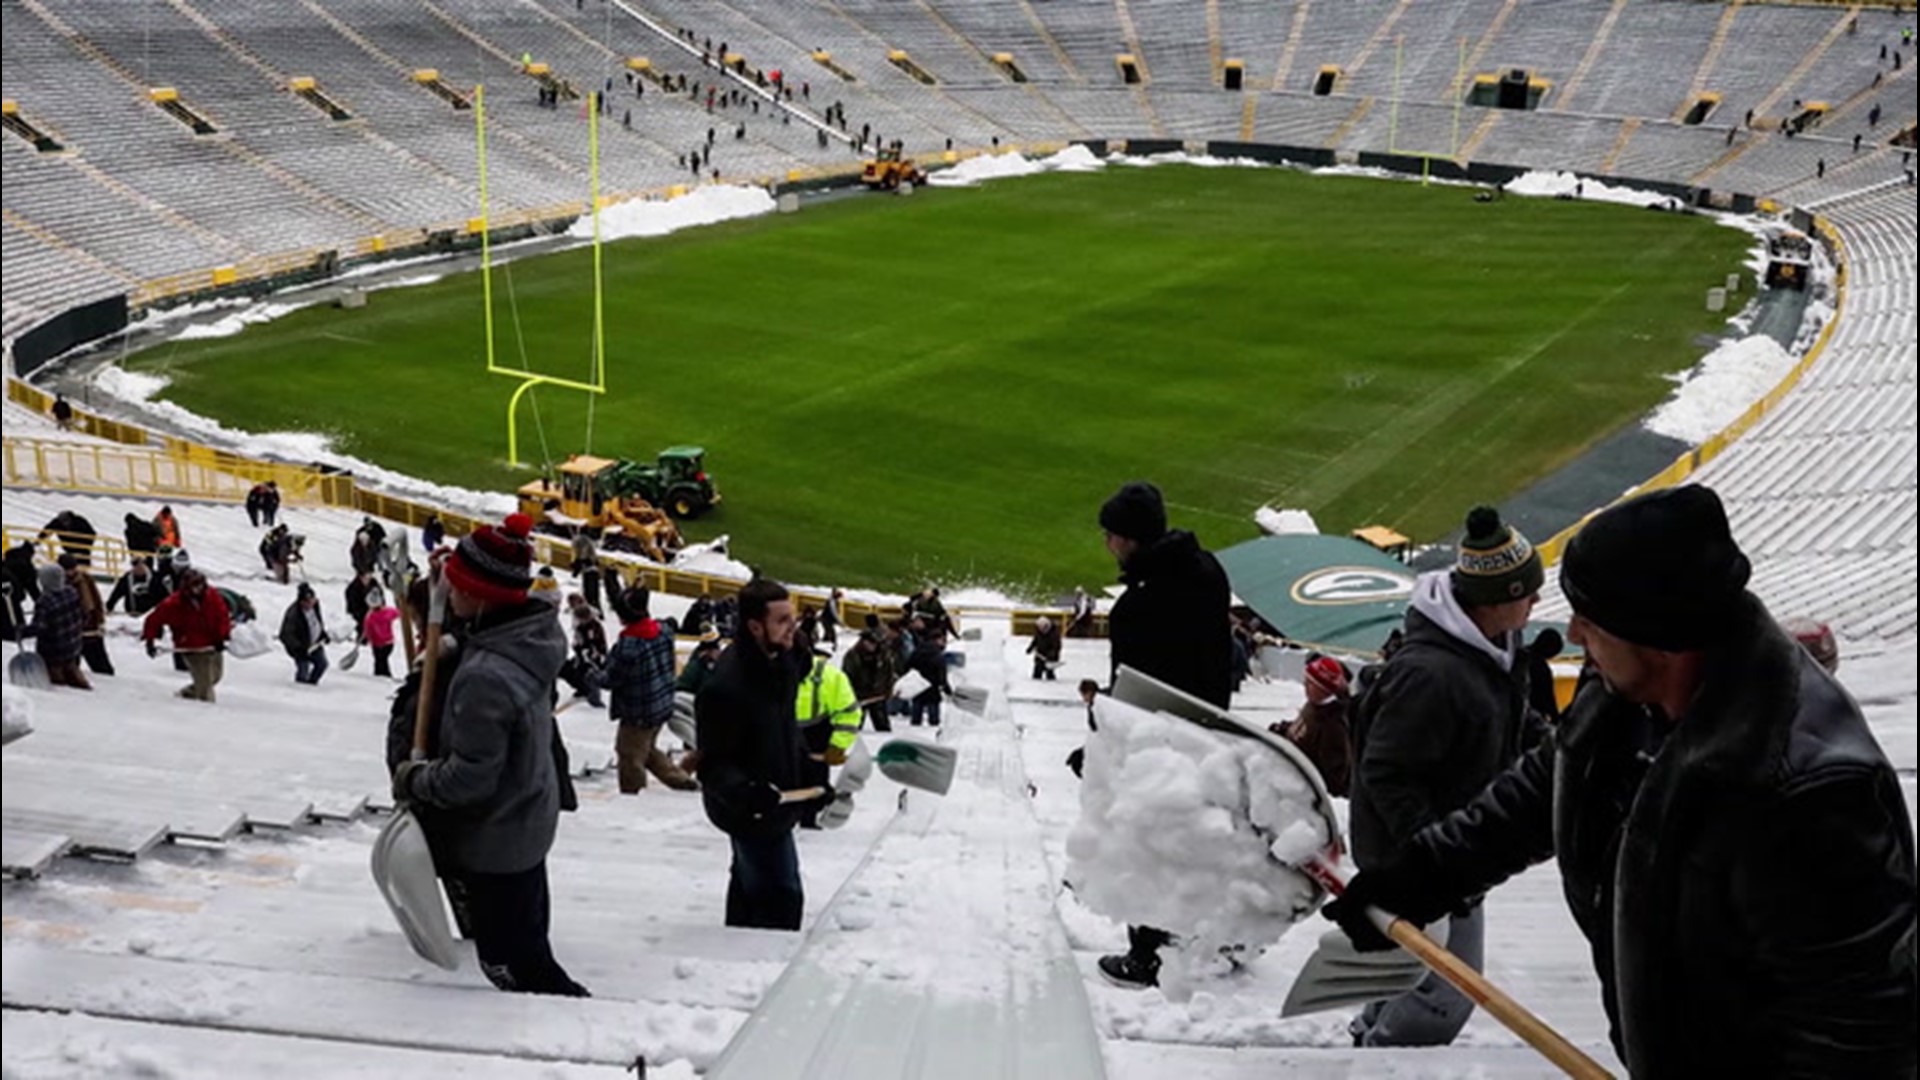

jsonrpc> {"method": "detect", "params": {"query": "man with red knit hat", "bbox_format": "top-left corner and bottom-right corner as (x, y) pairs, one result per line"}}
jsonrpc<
(391, 513), (588, 997)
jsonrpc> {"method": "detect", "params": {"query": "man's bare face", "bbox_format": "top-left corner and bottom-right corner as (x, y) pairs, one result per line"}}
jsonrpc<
(1568, 612), (1656, 704)
(750, 600), (797, 653)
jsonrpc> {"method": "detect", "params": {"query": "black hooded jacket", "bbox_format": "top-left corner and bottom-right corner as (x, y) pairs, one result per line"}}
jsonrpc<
(697, 640), (805, 837)
(1107, 529), (1233, 708)
(1401, 593), (1916, 1077)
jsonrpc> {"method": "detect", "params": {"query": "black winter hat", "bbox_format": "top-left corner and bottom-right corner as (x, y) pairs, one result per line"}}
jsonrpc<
(1099, 481), (1168, 543)
(1560, 485), (1751, 652)
(1451, 506), (1544, 607)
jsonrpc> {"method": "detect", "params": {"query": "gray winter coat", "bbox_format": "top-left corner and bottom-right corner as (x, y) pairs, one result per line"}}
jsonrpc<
(404, 602), (566, 874)
(1348, 584), (1532, 868)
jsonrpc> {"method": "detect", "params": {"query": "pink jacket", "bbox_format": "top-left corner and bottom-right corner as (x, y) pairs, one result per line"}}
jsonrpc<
(363, 606), (400, 648)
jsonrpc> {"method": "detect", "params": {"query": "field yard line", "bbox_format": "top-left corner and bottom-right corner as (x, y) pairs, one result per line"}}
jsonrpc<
(1340, 277), (1638, 526)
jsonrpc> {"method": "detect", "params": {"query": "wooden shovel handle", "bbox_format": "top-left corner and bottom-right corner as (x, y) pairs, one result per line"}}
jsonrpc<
(410, 578), (447, 760)
(1308, 854), (1613, 1080)
(1372, 911), (1612, 1079)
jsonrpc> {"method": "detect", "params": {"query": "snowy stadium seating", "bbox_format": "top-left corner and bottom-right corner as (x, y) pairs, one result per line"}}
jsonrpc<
(2, 0), (1915, 649)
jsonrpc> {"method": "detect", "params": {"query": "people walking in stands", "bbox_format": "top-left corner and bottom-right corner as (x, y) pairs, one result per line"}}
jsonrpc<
(389, 513), (589, 997)
(27, 564), (90, 690)
(604, 587), (697, 793)
(280, 583), (332, 686)
(697, 578), (829, 930)
(1343, 505), (1543, 1047)
(1094, 480), (1233, 990)
(141, 568), (230, 702)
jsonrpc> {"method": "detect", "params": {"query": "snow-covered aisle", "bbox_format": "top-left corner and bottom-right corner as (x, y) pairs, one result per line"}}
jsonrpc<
(709, 626), (1103, 1079)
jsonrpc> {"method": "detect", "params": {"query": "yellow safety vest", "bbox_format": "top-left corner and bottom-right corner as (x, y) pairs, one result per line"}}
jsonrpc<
(796, 655), (862, 754)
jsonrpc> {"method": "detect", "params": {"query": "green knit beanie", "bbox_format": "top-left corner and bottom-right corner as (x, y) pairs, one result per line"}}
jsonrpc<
(1452, 506), (1544, 607)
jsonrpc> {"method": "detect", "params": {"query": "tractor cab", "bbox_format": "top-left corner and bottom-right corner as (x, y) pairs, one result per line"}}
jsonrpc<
(518, 454), (621, 523)
(656, 446), (721, 518)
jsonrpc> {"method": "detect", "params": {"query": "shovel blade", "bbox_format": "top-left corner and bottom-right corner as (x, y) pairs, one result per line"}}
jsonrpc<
(340, 644), (361, 672)
(1280, 924), (1441, 1017)
(8, 651), (51, 690)
(875, 739), (958, 795)
(370, 807), (462, 970)
(949, 685), (989, 716)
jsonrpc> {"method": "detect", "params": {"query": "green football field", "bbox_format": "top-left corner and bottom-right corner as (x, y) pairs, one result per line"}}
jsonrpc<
(129, 165), (1750, 597)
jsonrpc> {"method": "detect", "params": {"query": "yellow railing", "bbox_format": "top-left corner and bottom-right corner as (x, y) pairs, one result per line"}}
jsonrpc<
(2, 525), (135, 580)
(1537, 212), (1849, 564)
(6, 380), (153, 447)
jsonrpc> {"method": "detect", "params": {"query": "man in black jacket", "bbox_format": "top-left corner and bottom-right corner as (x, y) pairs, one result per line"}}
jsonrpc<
(1344, 505), (1541, 1046)
(697, 578), (825, 930)
(1095, 480), (1234, 989)
(1327, 485), (1916, 1077)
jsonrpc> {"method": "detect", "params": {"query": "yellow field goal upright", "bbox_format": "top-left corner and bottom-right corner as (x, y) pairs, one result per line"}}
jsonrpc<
(475, 83), (609, 467)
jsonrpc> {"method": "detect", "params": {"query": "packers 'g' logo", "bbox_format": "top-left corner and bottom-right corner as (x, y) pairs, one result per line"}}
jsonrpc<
(1291, 566), (1416, 606)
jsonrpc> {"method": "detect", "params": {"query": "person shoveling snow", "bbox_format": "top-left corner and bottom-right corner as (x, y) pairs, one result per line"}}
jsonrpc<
(1066, 681), (1331, 997)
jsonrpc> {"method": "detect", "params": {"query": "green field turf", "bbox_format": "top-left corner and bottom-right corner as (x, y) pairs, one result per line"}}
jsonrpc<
(130, 165), (1751, 597)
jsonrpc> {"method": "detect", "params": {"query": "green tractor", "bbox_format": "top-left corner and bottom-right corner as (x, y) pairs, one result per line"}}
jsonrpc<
(605, 446), (721, 519)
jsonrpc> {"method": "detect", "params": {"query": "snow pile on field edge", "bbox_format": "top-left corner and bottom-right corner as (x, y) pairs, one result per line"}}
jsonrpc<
(569, 185), (777, 242)
(1644, 335), (1797, 444)
(87, 366), (518, 520)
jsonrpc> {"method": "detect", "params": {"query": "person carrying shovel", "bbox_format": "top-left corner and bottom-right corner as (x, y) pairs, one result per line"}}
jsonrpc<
(389, 514), (588, 997)
(1326, 486), (1916, 1075)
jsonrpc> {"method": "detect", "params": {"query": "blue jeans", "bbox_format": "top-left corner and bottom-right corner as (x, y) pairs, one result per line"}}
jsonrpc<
(294, 647), (329, 684)
(726, 830), (803, 930)
(911, 693), (942, 727)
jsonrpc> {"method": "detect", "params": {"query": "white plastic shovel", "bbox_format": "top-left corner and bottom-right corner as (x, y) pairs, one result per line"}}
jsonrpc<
(369, 578), (460, 971)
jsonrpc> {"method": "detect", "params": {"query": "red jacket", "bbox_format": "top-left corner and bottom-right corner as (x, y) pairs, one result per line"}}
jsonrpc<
(143, 586), (231, 651)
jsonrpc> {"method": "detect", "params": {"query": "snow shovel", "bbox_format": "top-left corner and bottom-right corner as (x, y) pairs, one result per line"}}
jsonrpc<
(1280, 923), (1440, 1018)
(1290, 853), (1613, 1080)
(369, 579), (461, 971)
(8, 636), (50, 691)
(339, 641), (361, 672)
(949, 684), (990, 716)
(1110, 668), (1611, 1080)
(874, 738), (957, 795)
(818, 739), (874, 829)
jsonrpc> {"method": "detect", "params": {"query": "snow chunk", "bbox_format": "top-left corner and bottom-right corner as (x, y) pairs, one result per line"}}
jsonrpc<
(1644, 335), (1796, 445)
(3, 684), (34, 745)
(1067, 696), (1328, 998)
(570, 185), (777, 243)
(1254, 506), (1319, 536)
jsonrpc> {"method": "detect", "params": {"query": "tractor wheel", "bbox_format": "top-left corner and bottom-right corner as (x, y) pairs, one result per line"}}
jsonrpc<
(671, 491), (705, 518)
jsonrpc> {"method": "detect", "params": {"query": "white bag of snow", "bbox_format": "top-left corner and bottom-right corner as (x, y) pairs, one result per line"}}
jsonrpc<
(225, 622), (273, 660)
(1067, 695), (1329, 996)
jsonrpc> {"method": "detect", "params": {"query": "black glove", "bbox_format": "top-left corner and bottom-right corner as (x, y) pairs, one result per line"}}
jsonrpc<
(1065, 746), (1086, 778)
(392, 759), (427, 804)
(145, 639), (159, 659)
(1321, 855), (1458, 953)
(743, 783), (783, 817)
(809, 782), (838, 813)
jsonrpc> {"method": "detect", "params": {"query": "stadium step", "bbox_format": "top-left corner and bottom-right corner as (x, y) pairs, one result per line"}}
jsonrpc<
(1679, 0), (1747, 121)
(1556, 0), (1632, 111)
